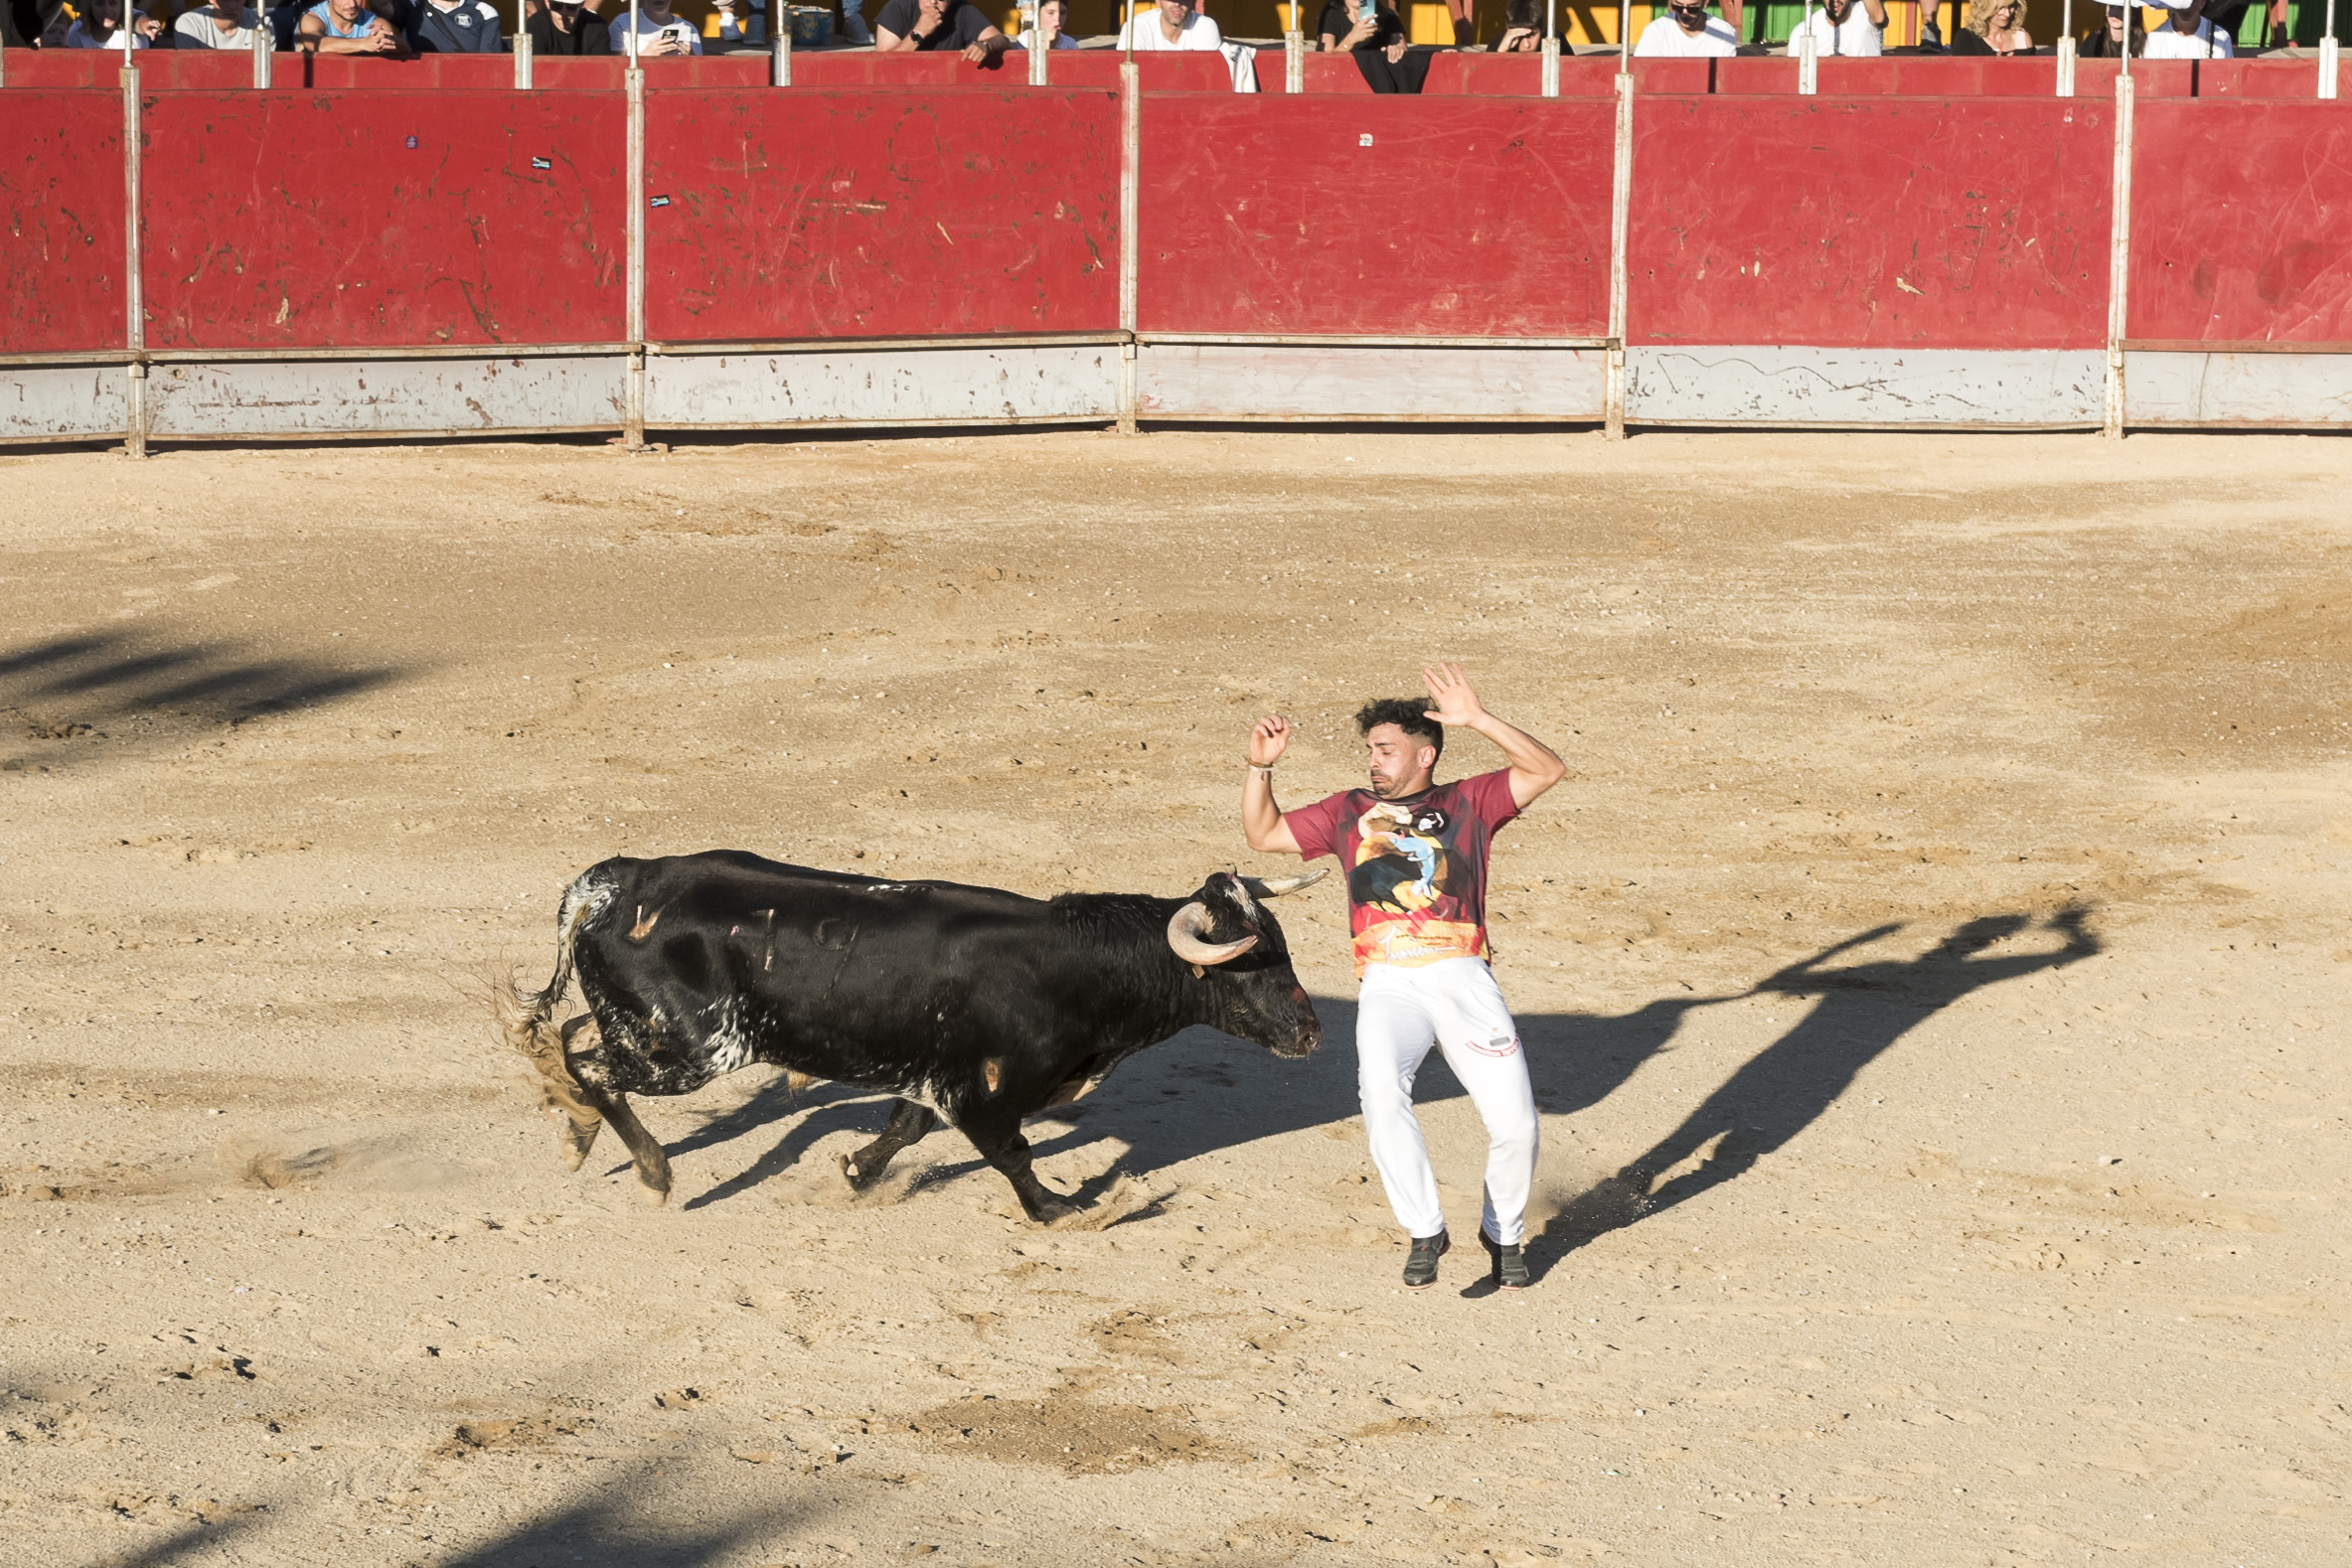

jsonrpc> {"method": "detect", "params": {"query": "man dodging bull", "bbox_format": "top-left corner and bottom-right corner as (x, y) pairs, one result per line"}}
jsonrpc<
(1242, 664), (1566, 1291)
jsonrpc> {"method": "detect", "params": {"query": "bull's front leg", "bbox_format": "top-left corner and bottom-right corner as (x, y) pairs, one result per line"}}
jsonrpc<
(839, 1098), (937, 1191)
(956, 1112), (1077, 1225)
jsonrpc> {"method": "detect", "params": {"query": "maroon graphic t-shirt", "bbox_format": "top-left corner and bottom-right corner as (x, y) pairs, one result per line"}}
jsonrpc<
(1285, 768), (1520, 976)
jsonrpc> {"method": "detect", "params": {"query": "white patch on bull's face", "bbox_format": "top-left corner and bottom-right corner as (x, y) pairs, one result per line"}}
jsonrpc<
(1223, 874), (1258, 918)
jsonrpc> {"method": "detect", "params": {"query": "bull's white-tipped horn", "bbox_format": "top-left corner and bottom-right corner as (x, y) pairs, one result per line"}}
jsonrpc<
(1167, 901), (1260, 967)
(1241, 867), (1329, 899)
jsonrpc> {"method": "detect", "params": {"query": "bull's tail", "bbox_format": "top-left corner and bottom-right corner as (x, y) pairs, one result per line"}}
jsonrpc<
(499, 868), (617, 1169)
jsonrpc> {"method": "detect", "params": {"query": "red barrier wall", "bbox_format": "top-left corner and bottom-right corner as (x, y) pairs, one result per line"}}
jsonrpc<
(1627, 94), (2113, 349)
(642, 85), (1121, 342)
(1136, 92), (1615, 337)
(2128, 99), (2352, 346)
(0, 90), (127, 355)
(139, 89), (627, 349)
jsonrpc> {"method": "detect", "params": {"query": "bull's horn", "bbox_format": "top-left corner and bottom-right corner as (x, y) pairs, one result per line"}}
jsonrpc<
(1167, 901), (1260, 967)
(1240, 868), (1329, 900)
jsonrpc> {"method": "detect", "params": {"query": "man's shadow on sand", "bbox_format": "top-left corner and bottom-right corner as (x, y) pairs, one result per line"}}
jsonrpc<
(657, 908), (2099, 1272)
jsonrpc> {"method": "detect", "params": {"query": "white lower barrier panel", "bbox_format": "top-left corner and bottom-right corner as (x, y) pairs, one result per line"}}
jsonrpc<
(646, 343), (1120, 428)
(1135, 344), (1607, 422)
(2122, 352), (2352, 429)
(1626, 347), (2108, 428)
(0, 364), (131, 444)
(144, 355), (629, 439)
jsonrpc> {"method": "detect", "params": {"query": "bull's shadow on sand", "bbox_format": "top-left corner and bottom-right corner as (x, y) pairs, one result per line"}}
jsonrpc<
(660, 908), (2099, 1279)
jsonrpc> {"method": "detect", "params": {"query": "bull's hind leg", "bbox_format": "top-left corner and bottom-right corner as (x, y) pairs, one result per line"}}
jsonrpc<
(578, 1086), (672, 1205)
(839, 1099), (937, 1192)
(547, 1016), (605, 1170)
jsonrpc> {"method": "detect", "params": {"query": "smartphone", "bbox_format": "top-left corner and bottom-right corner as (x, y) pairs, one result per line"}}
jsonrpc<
(1356, 0), (1374, 20)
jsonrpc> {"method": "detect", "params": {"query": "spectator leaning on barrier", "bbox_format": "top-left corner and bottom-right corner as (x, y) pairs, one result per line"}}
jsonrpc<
(609, 0), (704, 52)
(526, 0), (611, 52)
(1633, 0), (1737, 55)
(299, 0), (402, 51)
(1122, 0), (1221, 49)
(1785, 0), (1884, 56)
(875, 0), (1007, 56)
(1318, 0), (1431, 92)
(175, 0), (265, 45)
(2078, 3), (2143, 54)
(1016, 0), (1078, 48)
(67, 0), (161, 45)
(408, 0), (502, 49)
(1950, 0), (2031, 52)
(2141, 0), (2232, 55)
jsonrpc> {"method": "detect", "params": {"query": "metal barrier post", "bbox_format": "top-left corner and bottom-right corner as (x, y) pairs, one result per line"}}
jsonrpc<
(626, 67), (647, 450)
(1606, 66), (1631, 438)
(122, 63), (146, 458)
(1117, 57), (1139, 433)
(2104, 70), (2133, 440)
(1285, 26), (1304, 90)
(1028, 1), (1047, 82)
(252, 22), (273, 86)
(515, 26), (534, 87)
(2055, 0), (2074, 94)
(1798, 11), (1817, 93)
(774, 23), (791, 83)
(2322, 0), (2339, 98)
(1541, 34), (1559, 93)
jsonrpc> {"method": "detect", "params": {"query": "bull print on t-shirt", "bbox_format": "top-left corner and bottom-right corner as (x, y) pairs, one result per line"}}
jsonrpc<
(1286, 770), (1522, 976)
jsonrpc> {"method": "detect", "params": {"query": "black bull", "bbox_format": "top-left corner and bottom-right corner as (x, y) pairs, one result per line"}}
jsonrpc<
(503, 852), (1326, 1221)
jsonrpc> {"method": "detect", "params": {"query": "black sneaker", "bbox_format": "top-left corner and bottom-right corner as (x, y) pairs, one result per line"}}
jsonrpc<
(1481, 1230), (1531, 1291)
(1403, 1231), (1450, 1289)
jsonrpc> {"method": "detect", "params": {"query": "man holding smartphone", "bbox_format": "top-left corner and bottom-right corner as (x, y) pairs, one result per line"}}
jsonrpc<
(1242, 665), (1567, 1292)
(1317, 0), (1430, 91)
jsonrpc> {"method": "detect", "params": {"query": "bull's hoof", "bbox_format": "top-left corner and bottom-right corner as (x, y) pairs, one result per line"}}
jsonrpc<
(558, 1119), (601, 1173)
(1028, 1198), (1080, 1226)
(838, 1152), (876, 1191)
(635, 1177), (671, 1207)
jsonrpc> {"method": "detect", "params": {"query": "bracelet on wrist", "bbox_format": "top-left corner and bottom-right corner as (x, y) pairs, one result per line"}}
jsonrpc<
(1246, 762), (1275, 773)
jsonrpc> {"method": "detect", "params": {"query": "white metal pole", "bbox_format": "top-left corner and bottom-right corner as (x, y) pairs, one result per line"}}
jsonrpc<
(1027, 0), (1046, 80)
(2055, 0), (2074, 93)
(123, 60), (146, 458)
(2104, 70), (2133, 439)
(1117, 56), (1138, 433)
(628, 0), (640, 61)
(1542, 25), (1559, 94)
(252, 17), (273, 86)
(1605, 66), (1632, 438)
(626, 64), (646, 450)
(774, 19), (791, 82)
(1286, 26), (1303, 89)
(515, 24), (533, 86)
(2321, 0), (2339, 98)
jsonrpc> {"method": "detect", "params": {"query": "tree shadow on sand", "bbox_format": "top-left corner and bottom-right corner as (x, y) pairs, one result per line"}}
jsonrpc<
(639, 909), (2098, 1258)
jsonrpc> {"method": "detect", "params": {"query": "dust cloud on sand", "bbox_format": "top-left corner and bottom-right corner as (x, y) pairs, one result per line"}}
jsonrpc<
(2, 430), (2347, 1566)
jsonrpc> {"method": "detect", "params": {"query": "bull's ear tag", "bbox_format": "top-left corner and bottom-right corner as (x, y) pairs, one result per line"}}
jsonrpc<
(1190, 964), (1205, 980)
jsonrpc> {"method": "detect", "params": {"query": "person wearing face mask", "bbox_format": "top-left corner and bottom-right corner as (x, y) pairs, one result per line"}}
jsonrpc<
(1634, 0), (1737, 54)
(1784, 0), (1885, 56)
(526, 0), (612, 52)
(2141, 0), (2232, 56)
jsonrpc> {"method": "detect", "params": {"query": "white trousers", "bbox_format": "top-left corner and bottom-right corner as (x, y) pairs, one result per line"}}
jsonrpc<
(1354, 957), (1540, 1247)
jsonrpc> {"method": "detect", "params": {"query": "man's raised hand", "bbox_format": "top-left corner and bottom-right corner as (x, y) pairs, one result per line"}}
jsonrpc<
(1421, 662), (1488, 728)
(1248, 713), (1294, 767)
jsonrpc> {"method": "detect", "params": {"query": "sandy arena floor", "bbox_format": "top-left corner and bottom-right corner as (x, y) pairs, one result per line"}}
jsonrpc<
(1, 429), (2347, 1568)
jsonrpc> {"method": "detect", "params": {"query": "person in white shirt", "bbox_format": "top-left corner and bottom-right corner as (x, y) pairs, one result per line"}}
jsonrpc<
(1118, 0), (1220, 50)
(2142, 0), (2233, 56)
(1633, 0), (1737, 55)
(1016, 0), (1078, 47)
(174, 2), (262, 47)
(1785, 0), (1884, 56)
(608, 0), (704, 54)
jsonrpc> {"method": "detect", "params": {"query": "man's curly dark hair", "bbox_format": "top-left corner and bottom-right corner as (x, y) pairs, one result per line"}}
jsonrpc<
(1354, 698), (1443, 760)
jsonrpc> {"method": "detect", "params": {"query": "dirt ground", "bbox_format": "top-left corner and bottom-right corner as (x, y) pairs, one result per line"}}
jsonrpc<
(1, 427), (2347, 1568)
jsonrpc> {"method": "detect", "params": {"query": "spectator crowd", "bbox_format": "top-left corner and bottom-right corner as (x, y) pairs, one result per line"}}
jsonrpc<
(0, 0), (2288, 67)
